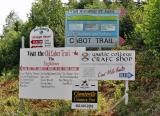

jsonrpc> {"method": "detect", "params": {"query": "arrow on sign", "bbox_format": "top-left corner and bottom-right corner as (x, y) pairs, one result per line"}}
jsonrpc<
(119, 72), (134, 78)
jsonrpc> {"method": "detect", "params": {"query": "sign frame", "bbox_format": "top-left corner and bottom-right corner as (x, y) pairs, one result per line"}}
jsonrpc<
(65, 9), (119, 48)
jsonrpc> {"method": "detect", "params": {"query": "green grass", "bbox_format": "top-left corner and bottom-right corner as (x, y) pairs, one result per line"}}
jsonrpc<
(67, 15), (118, 21)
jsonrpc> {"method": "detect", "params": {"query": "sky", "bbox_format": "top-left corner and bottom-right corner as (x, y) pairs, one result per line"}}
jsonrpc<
(0, 0), (69, 35)
(0, 0), (142, 35)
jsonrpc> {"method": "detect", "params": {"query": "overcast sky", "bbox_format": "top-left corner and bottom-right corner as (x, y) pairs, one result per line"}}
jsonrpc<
(0, 0), (143, 35)
(0, 0), (69, 35)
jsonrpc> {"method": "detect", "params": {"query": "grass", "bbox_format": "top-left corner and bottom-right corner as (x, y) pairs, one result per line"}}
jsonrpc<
(0, 77), (120, 115)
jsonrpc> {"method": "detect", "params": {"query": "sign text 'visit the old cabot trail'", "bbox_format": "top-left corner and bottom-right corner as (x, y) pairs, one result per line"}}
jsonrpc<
(19, 48), (85, 99)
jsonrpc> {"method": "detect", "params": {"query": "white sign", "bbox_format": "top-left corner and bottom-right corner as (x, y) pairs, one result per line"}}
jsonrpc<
(19, 48), (85, 99)
(72, 80), (98, 109)
(30, 27), (54, 48)
(80, 51), (135, 80)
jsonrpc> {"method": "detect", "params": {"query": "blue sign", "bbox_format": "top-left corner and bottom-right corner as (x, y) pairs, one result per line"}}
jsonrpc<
(65, 9), (119, 48)
(119, 72), (134, 79)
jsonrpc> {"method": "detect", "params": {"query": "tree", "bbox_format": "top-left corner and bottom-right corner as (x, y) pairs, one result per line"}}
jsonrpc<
(68, 0), (78, 8)
(141, 0), (160, 46)
(0, 30), (21, 74)
(76, 0), (96, 9)
(3, 10), (22, 34)
(119, 0), (134, 8)
(103, 0), (112, 6)
(28, 0), (65, 47)
(85, 0), (106, 9)
(0, 11), (22, 74)
(29, 0), (51, 26)
(120, 14), (134, 40)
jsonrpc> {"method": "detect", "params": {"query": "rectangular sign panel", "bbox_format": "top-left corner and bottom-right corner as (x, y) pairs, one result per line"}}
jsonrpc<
(72, 80), (98, 109)
(19, 48), (85, 100)
(65, 9), (119, 48)
(80, 51), (135, 80)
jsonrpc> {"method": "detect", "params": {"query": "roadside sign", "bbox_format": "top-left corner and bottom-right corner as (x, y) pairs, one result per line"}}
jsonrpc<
(19, 47), (85, 100)
(65, 9), (119, 48)
(80, 51), (135, 80)
(30, 27), (54, 48)
(72, 80), (98, 109)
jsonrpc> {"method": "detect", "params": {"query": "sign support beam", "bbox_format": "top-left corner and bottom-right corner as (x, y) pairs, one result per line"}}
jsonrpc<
(19, 36), (25, 112)
(125, 80), (129, 105)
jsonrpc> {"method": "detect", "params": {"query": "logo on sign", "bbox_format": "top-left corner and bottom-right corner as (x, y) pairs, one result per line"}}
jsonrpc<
(40, 30), (43, 34)
(81, 52), (89, 62)
(81, 80), (88, 87)
(75, 80), (89, 89)
(75, 80), (96, 89)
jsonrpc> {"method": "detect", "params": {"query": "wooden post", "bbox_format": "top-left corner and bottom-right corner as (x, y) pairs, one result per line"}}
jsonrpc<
(125, 80), (129, 105)
(19, 36), (25, 112)
(21, 36), (25, 48)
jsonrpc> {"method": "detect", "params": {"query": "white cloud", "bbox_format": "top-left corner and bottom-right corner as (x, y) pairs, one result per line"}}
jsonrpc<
(0, 0), (33, 34)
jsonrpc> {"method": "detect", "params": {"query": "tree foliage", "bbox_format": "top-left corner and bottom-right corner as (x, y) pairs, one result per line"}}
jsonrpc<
(3, 10), (22, 34)
(28, 0), (65, 47)
(84, 0), (106, 9)
(0, 11), (22, 74)
(0, 30), (21, 73)
(140, 0), (160, 46)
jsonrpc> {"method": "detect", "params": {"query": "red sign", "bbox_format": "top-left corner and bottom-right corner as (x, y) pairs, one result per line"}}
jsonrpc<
(31, 46), (43, 48)
(31, 40), (43, 44)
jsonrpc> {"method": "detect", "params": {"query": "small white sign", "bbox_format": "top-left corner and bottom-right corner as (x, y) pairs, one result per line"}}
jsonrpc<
(30, 27), (54, 48)
(80, 51), (135, 80)
(72, 80), (98, 109)
(19, 48), (85, 100)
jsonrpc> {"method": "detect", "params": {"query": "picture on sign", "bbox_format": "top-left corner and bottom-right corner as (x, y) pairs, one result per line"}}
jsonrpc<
(101, 24), (116, 31)
(19, 47), (85, 100)
(85, 24), (99, 31)
(72, 80), (98, 109)
(65, 9), (119, 48)
(80, 51), (135, 80)
(69, 24), (83, 31)
(30, 27), (54, 48)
